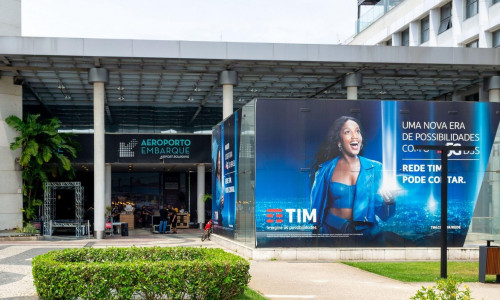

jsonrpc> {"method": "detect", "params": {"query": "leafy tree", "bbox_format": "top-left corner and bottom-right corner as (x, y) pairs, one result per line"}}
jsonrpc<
(5, 114), (80, 221)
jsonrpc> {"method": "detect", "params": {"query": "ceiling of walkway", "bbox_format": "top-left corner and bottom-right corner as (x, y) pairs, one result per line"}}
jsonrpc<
(1, 39), (499, 132)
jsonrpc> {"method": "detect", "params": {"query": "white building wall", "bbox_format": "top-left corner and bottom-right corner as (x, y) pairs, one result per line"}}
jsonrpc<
(351, 0), (449, 45)
(436, 29), (455, 46)
(451, 0), (463, 45)
(489, 2), (500, 29)
(0, 76), (23, 230)
(350, 0), (500, 48)
(460, 15), (480, 45)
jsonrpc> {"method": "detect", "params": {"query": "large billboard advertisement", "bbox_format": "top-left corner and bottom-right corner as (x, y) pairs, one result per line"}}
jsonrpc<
(212, 111), (241, 237)
(255, 99), (500, 247)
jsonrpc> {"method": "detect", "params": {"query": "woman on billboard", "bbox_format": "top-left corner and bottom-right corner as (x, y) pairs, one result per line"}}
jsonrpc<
(310, 116), (398, 246)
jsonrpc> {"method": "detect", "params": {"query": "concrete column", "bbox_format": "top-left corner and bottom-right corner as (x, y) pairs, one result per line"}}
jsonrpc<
(391, 32), (401, 46)
(429, 8), (439, 46)
(88, 68), (109, 239)
(105, 164), (112, 210)
(343, 73), (363, 100)
(0, 76), (22, 230)
(197, 164), (205, 228)
(223, 85), (233, 119)
(218, 71), (238, 119)
(488, 76), (500, 234)
(490, 76), (500, 102)
(478, 0), (492, 48)
(451, 0), (463, 46)
(409, 21), (419, 46)
(451, 91), (462, 102)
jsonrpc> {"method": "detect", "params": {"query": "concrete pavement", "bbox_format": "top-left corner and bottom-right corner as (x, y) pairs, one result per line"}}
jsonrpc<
(0, 229), (499, 300)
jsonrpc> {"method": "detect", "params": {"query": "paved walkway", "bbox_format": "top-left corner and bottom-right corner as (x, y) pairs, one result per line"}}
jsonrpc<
(0, 229), (499, 300)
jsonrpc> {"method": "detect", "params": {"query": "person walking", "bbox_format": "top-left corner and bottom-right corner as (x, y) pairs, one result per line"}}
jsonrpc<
(159, 206), (169, 234)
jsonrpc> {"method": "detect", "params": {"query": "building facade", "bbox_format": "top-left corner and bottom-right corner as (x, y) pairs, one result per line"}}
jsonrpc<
(351, 0), (500, 49)
(0, 1), (499, 247)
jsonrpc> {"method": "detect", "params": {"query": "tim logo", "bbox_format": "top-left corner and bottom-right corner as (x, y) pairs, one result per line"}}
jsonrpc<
(119, 139), (138, 158)
(266, 209), (284, 223)
(266, 208), (316, 223)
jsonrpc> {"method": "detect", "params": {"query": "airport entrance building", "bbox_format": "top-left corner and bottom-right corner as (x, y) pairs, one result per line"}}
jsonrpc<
(1, 34), (499, 243)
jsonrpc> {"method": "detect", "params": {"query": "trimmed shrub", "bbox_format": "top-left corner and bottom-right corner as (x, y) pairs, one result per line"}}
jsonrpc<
(32, 246), (250, 300)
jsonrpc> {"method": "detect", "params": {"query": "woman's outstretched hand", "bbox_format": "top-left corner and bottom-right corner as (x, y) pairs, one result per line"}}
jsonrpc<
(379, 189), (397, 204)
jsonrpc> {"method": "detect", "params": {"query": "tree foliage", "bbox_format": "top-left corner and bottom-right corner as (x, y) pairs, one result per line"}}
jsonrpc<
(6, 114), (80, 221)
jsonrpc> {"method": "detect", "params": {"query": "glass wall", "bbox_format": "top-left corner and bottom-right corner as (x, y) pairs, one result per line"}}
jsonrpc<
(356, 0), (404, 34)
(235, 101), (256, 247)
(466, 126), (500, 245)
(112, 172), (162, 228)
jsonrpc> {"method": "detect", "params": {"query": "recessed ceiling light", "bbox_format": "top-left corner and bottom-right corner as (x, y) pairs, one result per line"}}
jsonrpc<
(117, 86), (125, 91)
(187, 97), (195, 102)
(118, 96), (125, 100)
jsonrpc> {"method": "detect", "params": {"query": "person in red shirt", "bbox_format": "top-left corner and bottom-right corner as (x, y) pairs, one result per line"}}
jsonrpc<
(202, 219), (213, 241)
(204, 219), (213, 230)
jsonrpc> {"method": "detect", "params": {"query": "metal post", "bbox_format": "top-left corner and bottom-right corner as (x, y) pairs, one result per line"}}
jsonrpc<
(414, 145), (475, 278)
(188, 171), (191, 216)
(440, 149), (448, 278)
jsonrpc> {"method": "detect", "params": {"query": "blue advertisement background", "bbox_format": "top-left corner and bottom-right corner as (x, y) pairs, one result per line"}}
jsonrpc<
(212, 112), (240, 237)
(254, 99), (500, 247)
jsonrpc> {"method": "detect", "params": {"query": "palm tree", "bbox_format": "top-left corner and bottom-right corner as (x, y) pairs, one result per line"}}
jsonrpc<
(5, 114), (80, 221)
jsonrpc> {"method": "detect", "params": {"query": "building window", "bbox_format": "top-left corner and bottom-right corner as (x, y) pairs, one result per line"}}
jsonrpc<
(386, 39), (392, 46)
(420, 16), (430, 44)
(494, 29), (500, 48)
(465, 39), (478, 48)
(493, 0), (500, 5)
(465, 0), (478, 19)
(438, 2), (452, 34)
(401, 28), (409, 46)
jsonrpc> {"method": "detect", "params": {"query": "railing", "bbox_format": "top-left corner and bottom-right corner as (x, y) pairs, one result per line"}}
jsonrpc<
(356, 0), (404, 34)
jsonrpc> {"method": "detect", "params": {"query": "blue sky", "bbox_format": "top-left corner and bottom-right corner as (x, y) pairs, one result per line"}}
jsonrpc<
(22, 0), (357, 44)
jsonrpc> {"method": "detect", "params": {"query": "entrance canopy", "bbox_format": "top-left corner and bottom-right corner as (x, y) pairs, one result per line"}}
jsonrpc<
(0, 36), (499, 134)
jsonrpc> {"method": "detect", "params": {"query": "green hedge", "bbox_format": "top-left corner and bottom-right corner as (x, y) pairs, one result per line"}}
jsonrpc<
(32, 246), (251, 300)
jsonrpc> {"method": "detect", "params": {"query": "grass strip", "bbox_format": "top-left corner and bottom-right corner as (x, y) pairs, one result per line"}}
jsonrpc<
(236, 286), (268, 300)
(342, 261), (498, 282)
